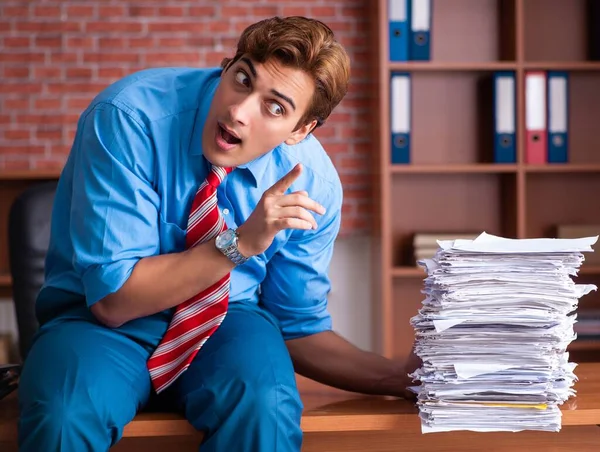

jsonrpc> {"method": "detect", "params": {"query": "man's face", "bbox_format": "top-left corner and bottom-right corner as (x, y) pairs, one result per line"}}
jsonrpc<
(202, 55), (317, 168)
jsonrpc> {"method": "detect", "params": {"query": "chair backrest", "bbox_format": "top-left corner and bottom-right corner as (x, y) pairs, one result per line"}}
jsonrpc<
(8, 181), (57, 361)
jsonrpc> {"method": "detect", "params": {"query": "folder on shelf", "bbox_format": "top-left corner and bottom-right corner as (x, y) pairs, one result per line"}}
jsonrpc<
(391, 72), (411, 164)
(547, 71), (569, 163)
(525, 71), (547, 164)
(389, 0), (409, 61)
(410, 0), (431, 61)
(493, 71), (516, 163)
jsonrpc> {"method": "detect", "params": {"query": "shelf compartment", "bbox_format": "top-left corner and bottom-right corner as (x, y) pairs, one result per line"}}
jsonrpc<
(525, 173), (600, 239)
(391, 278), (425, 360)
(401, 71), (501, 165)
(520, 72), (600, 166)
(390, 173), (517, 267)
(523, 0), (595, 62)
(425, 0), (515, 62)
(565, 73), (600, 164)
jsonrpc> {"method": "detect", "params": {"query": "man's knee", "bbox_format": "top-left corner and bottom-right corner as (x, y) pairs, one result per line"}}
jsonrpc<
(187, 369), (303, 428)
(246, 374), (303, 421)
(221, 372), (302, 421)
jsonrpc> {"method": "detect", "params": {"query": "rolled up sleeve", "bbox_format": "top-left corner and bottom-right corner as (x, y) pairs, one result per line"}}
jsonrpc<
(260, 181), (343, 340)
(70, 102), (160, 307)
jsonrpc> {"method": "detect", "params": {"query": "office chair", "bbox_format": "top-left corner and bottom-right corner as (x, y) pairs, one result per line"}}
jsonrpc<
(7, 181), (57, 361)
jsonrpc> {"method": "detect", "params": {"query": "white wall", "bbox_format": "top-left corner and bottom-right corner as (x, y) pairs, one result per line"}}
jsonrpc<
(327, 235), (373, 351)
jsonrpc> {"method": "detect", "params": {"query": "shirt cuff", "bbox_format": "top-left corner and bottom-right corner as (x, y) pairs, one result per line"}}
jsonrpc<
(81, 258), (138, 307)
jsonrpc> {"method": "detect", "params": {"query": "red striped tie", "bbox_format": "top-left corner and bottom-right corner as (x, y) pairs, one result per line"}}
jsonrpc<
(148, 165), (233, 393)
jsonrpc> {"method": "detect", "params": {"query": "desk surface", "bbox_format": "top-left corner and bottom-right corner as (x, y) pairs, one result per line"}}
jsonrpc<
(2, 362), (600, 440)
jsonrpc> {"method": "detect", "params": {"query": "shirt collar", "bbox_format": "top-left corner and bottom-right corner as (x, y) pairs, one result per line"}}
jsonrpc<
(237, 150), (273, 187)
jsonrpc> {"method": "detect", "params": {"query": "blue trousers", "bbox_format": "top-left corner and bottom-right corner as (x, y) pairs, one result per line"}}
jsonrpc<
(18, 303), (303, 451)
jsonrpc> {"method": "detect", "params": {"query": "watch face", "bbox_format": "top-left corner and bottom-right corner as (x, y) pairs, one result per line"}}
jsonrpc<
(216, 229), (236, 249)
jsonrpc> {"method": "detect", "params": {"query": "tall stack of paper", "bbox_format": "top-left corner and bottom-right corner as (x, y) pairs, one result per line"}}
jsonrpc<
(409, 232), (598, 433)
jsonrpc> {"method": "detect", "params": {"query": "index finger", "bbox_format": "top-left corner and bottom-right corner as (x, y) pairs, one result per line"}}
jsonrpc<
(268, 163), (303, 195)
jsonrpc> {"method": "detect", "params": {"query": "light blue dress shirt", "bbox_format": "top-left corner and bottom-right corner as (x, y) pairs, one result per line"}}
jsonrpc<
(38, 67), (343, 346)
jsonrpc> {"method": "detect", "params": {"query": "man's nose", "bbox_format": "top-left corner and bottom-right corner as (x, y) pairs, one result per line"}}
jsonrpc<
(228, 97), (252, 126)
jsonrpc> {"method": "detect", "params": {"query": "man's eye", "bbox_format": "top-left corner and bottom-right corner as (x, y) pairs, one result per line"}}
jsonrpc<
(235, 71), (249, 86)
(267, 102), (283, 116)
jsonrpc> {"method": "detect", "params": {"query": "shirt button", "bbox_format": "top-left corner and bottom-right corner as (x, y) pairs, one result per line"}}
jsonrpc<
(222, 208), (230, 215)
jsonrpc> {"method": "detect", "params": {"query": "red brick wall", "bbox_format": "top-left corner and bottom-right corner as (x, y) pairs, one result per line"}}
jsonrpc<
(0, 1), (371, 235)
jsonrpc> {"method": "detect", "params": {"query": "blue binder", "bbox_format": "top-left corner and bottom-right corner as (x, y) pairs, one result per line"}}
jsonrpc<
(390, 73), (411, 164)
(410, 0), (431, 61)
(547, 71), (569, 163)
(493, 71), (516, 163)
(389, 0), (409, 61)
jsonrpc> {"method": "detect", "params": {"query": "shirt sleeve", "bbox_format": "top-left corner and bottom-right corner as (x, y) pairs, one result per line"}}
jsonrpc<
(260, 181), (343, 340)
(69, 101), (160, 307)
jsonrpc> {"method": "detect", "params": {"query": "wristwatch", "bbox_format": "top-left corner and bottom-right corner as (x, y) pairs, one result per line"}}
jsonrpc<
(215, 228), (249, 265)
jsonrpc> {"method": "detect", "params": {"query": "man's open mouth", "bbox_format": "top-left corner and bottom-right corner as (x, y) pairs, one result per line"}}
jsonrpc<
(218, 123), (242, 145)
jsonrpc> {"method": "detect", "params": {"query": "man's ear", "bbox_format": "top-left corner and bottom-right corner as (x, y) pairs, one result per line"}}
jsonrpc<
(285, 119), (318, 146)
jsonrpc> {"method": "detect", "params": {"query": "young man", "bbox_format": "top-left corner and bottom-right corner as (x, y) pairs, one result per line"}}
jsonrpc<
(18, 16), (414, 452)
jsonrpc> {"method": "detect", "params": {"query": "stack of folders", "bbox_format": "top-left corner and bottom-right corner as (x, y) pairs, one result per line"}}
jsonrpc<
(524, 71), (569, 164)
(492, 70), (568, 165)
(389, 0), (432, 62)
(409, 232), (598, 433)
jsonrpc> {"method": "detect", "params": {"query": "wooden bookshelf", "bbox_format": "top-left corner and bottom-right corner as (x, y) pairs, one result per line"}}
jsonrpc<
(370, 0), (600, 362)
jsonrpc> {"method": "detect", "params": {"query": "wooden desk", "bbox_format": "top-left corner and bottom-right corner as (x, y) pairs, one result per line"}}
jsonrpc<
(2, 362), (600, 451)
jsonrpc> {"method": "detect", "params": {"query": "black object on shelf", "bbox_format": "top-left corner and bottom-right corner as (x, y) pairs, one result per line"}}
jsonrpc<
(0, 364), (21, 400)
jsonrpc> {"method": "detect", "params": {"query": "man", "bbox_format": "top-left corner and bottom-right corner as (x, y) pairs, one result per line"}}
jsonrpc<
(18, 16), (415, 452)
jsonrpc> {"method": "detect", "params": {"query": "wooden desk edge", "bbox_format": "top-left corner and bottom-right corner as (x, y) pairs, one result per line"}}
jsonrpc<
(2, 409), (600, 441)
(106, 410), (600, 438)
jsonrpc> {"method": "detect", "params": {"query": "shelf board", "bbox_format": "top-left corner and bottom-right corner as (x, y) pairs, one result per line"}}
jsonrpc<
(579, 266), (600, 275)
(523, 61), (600, 71)
(389, 61), (600, 72)
(0, 169), (61, 180)
(391, 164), (518, 174)
(568, 340), (600, 351)
(524, 164), (600, 173)
(389, 61), (517, 72)
(0, 273), (12, 287)
(389, 164), (600, 174)
(391, 267), (426, 278)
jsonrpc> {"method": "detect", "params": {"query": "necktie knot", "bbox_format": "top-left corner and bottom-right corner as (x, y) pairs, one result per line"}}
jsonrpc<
(207, 165), (233, 188)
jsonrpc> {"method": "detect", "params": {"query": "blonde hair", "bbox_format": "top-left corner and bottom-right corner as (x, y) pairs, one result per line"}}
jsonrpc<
(222, 16), (351, 129)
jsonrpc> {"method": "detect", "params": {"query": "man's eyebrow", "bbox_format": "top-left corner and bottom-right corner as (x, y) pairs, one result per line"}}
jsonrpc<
(270, 89), (296, 111)
(240, 57), (257, 78)
(239, 57), (296, 111)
